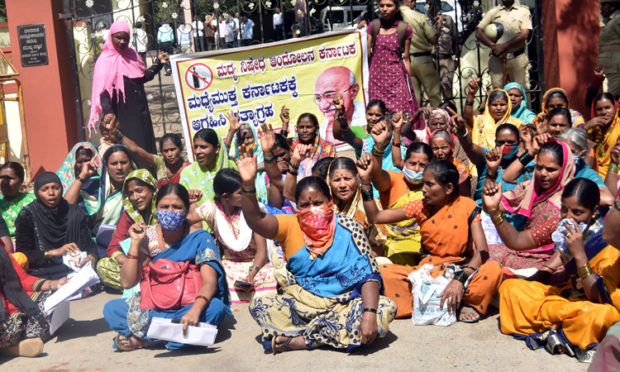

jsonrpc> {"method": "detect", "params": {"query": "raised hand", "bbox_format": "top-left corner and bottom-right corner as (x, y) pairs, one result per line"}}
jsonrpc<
(225, 111), (242, 133)
(485, 146), (503, 172)
(356, 152), (374, 183)
(481, 180), (502, 214)
(594, 64), (605, 77)
(611, 138), (620, 166)
(467, 77), (481, 97)
(532, 132), (553, 155)
(446, 107), (466, 136)
(370, 120), (390, 148)
(158, 51), (170, 64)
(392, 111), (404, 131)
(188, 189), (203, 204)
(279, 105), (290, 126)
(236, 147), (258, 188)
(258, 123), (276, 153)
(129, 222), (146, 241)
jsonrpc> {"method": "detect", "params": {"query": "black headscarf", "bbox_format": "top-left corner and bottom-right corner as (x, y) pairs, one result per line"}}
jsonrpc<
(30, 172), (83, 252)
(0, 244), (41, 321)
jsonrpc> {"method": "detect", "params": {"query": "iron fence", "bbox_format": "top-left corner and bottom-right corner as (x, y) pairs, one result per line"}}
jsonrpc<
(64, 0), (545, 142)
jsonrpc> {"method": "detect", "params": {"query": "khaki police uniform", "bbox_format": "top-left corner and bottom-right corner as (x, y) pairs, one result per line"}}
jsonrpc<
(401, 6), (442, 107)
(434, 14), (457, 101)
(477, 2), (532, 88)
(599, 8), (620, 97)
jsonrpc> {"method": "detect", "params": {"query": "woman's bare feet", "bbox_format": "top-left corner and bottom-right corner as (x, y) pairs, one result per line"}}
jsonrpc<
(272, 335), (307, 353)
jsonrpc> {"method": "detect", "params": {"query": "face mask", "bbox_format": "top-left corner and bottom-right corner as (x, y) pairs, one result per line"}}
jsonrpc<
(296, 201), (336, 247)
(501, 144), (519, 160)
(573, 155), (582, 166)
(402, 167), (424, 184)
(157, 210), (187, 232)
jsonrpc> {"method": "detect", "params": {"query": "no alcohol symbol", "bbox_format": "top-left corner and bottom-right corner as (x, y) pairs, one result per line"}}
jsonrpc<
(184, 63), (213, 91)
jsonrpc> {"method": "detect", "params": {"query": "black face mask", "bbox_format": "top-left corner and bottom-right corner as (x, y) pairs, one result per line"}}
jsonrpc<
(501, 0), (515, 7)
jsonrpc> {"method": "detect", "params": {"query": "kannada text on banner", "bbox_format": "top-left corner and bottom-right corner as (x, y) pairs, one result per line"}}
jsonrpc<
(171, 30), (369, 158)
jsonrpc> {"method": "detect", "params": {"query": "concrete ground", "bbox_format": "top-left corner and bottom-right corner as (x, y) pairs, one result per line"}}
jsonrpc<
(1, 292), (587, 372)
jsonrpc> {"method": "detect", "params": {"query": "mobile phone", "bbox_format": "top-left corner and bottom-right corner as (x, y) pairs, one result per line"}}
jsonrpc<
(234, 280), (252, 288)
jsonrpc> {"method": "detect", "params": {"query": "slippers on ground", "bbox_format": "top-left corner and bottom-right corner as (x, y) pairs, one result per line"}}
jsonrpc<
(272, 336), (293, 354)
(114, 334), (159, 352)
(458, 306), (481, 323)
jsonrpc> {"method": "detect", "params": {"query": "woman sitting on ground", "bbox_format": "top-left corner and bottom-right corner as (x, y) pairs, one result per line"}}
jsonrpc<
(532, 87), (585, 129)
(583, 92), (620, 178)
(464, 78), (522, 149)
(0, 242), (67, 358)
(97, 169), (158, 291)
(236, 151), (396, 353)
(110, 128), (190, 188)
(187, 169), (276, 304)
(180, 128), (237, 208)
(429, 130), (471, 197)
(500, 179), (620, 361)
(328, 157), (387, 256)
(103, 183), (231, 351)
(359, 121), (433, 266)
(288, 112), (335, 179)
(57, 142), (102, 222)
(15, 172), (97, 279)
(0, 162), (35, 241)
(482, 140), (575, 272)
(361, 160), (502, 322)
(504, 82), (536, 124)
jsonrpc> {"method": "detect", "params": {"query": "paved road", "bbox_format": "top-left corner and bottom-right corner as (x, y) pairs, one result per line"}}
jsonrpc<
(1, 291), (587, 371)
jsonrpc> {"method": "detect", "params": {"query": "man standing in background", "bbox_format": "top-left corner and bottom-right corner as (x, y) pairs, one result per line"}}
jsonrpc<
(400, 0), (443, 107)
(204, 13), (216, 51)
(476, 0), (531, 88)
(134, 22), (148, 65)
(273, 7), (284, 41)
(430, 0), (458, 102)
(233, 12), (241, 47)
(242, 16), (255, 46)
(599, 0), (620, 97)
(192, 16), (204, 52)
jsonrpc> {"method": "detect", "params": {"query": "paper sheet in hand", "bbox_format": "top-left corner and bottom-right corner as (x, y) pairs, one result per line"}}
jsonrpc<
(43, 264), (100, 313)
(146, 317), (218, 346)
(48, 301), (70, 334)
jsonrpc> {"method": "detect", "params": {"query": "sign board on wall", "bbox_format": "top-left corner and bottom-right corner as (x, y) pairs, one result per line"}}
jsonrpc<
(17, 24), (49, 67)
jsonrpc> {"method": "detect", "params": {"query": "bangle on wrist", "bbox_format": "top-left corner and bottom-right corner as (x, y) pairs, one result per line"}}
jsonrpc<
(363, 307), (377, 313)
(392, 141), (401, 147)
(241, 187), (256, 195)
(465, 99), (474, 106)
(287, 168), (298, 176)
(371, 145), (385, 157)
(361, 187), (374, 202)
(196, 295), (209, 304)
(577, 263), (593, 280)
(491, 212), (504, 225)
(609, 164), (620, 174)
(44, 251), (51, 258)
(518, 152), (534, 165)
(77, 175), (85, 183)
(280, 129), (289, 137)
(248, 265), (261, 273)
(126, 253), (139, 260)
(289, 162), (299, 171)
(456, 128), (469, 138)
(542, 264), (556, 273)
(614, 200), (620, 212)
(454, 270), (470, 285)
(263, 154), (275, 163)
(486, 171), (498, 181)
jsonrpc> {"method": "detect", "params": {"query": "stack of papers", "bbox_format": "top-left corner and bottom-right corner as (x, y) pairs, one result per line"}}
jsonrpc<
(146, 317), (218, 346)
(43, 264), (100, 314)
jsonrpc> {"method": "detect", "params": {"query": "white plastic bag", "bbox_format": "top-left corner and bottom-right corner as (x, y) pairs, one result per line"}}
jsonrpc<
(408, 264), (457, 327)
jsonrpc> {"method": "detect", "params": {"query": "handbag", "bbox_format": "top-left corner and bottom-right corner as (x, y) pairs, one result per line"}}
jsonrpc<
(140, 258), (202, 310)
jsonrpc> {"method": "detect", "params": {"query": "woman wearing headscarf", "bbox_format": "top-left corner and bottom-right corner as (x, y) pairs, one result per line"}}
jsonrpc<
(0, 162), (35, 240)
(464, 78), (522, 149)
(504, 82), (536, 124)
(482, 141), (576, 272)
(88, 20), (169, 163)
(57, 142), (102, 219)
(97, 169), (158, 291)
(429, 130), (472, 197)
(180, 128), (238, 209)
(532, 87), (585, 129)
(0, 242), (67, 357)
(14, 172), (97, 279)
(584, 92), (620, 178)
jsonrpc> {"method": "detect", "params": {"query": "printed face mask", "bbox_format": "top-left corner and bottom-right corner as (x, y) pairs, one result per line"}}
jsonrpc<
(402, 166), (424, 184)
(156, 210), (187, 232)
(501, 145), (519, 161)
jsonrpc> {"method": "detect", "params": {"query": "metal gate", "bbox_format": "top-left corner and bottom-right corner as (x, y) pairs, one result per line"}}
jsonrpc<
(64, 0), (544, 142)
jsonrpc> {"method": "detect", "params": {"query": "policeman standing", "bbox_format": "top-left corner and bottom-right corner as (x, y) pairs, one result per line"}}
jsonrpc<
(429, 0), (458, 102)
(400, 0), (442, 107)
(475, 0), (532, 89)
(599, 0), (620, 97)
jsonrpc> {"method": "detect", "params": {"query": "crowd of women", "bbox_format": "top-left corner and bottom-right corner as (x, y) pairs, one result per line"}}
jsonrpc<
(2, 7), (620, 367)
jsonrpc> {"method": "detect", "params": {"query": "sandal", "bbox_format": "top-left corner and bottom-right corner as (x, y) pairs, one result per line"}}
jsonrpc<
(272, 336), (293, 354)
(114, 334), (159, 352)
(458, 306), (481, 323)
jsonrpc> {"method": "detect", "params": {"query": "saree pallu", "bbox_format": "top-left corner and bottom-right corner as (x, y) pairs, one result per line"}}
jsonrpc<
(153, 155), (190, 188)
(589, 114), (620, 179)
(383, 190), (424, 266)
(499, 234), (620, 352)
(334, 190), (387, 256)
(471, 88), (522, 149)
(103, 230), (232, 350)
(249, 215), (396, 351)
(381, 196), (503, 318)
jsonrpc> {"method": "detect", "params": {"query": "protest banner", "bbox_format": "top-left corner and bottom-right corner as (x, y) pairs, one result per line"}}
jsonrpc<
(170, 29), (369, 159)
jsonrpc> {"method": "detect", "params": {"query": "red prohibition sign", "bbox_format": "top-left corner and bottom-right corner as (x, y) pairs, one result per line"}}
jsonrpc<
(185, 63), (214, 91)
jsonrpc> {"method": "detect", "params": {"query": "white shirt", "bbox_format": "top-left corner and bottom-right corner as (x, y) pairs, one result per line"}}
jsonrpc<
(320, 100), (367, 149)
(134, 28), (147, 53)
(192, 20), (204, 37)
(218, 20), (227, 38)
(233, 17), (240, 39)
(273, 13), (283, 28)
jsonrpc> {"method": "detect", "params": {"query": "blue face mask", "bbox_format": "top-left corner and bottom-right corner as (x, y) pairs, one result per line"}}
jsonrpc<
(573, 155), (582, 166)
(156, 210), (187, 232)
(402, 167), (424, 184)
(501, 144), (519, 161)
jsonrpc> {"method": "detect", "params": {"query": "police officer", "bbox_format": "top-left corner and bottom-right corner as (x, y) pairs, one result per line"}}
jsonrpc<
(429, 0), (458, 102)
(599, 0), (620, 97)
(476, 0), (532, 89)
(400, 0), (442, 107)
